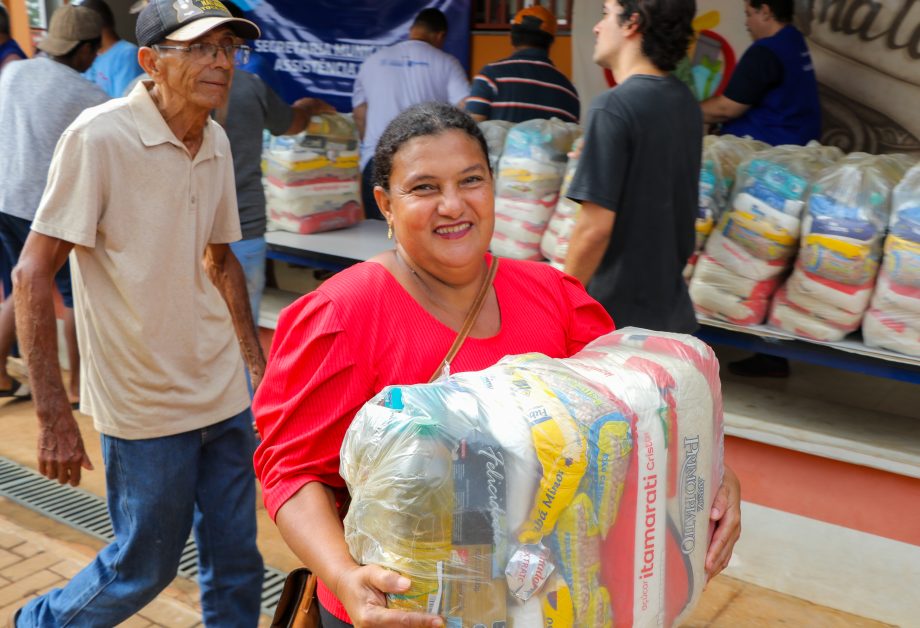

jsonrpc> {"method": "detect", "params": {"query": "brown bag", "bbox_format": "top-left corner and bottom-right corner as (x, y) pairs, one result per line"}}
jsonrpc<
(271, 567), (319, 628)
(269, 257), (499, 627)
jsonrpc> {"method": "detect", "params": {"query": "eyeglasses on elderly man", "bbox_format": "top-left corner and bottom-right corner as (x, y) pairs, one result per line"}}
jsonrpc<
(152, 40), (251, 65)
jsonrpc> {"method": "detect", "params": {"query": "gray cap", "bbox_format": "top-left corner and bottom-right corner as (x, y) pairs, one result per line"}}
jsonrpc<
(37, 4), (103, 57)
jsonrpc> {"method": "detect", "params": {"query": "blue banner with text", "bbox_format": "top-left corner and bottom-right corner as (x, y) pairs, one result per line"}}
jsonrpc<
(233, 0), (471, 112)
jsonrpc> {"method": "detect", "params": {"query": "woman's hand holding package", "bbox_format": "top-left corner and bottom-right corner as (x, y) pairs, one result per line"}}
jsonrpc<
(706, 465), (741, 579)
(335, 565), (444, 628)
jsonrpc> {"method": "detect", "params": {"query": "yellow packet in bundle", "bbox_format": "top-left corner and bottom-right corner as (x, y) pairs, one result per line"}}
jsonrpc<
(589, 586), (614, 628)
(513, 370), (587, 545)
(542, 574), (575, 628)
(552, 493), (601, 623)
(589, 414), (633, 533)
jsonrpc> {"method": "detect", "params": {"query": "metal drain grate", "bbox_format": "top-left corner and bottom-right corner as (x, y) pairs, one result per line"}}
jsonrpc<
(0, 456), (288, 616)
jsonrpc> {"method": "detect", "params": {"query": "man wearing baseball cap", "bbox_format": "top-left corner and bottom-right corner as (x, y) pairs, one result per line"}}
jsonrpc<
(465, 5), (579, 123)
(0, 3), (107, 408)
(12, 1), (265, 625)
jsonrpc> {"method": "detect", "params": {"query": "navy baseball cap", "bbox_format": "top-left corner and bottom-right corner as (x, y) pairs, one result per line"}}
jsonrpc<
(136, 0), (259, 47)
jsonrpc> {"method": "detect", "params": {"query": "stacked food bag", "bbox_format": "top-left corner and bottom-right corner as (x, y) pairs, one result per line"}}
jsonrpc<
(540, 137), (585, 269)
(686, 135), (768, 279)
(861, 162), (920, 354)
(479, 120), (514, 174)
(491, 118), (577, 260)
(264, 113), (362, 234)
(689, 143), (842, 324)
(341, 328), (723, 628)
(769, 154), (912, 341)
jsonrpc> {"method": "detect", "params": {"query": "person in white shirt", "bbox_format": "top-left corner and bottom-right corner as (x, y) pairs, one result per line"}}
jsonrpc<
(352, 8), (468, 220)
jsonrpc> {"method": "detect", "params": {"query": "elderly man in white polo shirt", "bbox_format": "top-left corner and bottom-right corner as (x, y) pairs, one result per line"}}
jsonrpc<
(11, 0), (266, 625)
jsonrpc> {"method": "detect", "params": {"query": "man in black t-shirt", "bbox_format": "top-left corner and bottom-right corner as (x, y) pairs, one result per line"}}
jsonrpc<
(564, 0), (701, 333)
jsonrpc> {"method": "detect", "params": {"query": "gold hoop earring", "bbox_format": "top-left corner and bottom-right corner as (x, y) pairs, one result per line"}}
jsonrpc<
(387, 221), (393, 240)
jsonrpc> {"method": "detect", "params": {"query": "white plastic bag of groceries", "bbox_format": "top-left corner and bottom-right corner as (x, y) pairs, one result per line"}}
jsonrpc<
(541, 136), (585, 269)
(689, 143), (842, 324)
(771, 153), (913, 341)
(479, 120), (514, 174)
(688, 134), (768, 278)
(340, 328), (724, 628)
(263, 113), (362, 234)
(491, 118), (576, 260)
(863, 161), (920, 355)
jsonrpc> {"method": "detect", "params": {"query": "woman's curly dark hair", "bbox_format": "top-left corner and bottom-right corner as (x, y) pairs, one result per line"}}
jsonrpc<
(618, 0), (696, 72)
(372, 102), (492, 192)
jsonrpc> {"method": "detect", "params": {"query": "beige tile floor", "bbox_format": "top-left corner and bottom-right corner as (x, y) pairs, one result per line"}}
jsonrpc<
(0, 386), (893, 627)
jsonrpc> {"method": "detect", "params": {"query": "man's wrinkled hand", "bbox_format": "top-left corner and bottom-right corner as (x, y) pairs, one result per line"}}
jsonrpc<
(37, 401), (93, 487)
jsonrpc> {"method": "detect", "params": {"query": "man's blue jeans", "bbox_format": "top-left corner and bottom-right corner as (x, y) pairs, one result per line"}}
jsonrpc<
(16, 409), (264, 627)
(230, 236), (267, 325)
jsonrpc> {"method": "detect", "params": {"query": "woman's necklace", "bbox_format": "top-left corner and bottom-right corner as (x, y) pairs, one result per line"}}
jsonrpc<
(394, 250), (477, 326)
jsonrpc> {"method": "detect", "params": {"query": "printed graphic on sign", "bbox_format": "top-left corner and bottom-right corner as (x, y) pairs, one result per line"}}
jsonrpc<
(603, 10), (737, 102)
(234, 0), (470, 112)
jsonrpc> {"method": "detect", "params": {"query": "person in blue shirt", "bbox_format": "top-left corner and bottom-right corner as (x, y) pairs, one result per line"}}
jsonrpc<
(78, 0), (143, 97)
(700, 0), (821, 146)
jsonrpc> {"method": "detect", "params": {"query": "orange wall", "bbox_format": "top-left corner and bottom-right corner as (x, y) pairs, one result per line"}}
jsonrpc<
(469, 32), (572, 79)
(7, 0), (34, 56)
(725, 435), (920, 547)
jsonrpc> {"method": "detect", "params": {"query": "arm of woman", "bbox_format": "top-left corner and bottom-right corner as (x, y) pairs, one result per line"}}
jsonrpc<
(276, 482), (444, 628)
(706, 464), (741, 579)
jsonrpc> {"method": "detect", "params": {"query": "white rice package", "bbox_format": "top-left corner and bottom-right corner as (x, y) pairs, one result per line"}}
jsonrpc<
(340, 328), (724, 628)
(491, 118), (576, 260)
(689, 253), (782, 325)
(864, 162), (920, 355)
(264, 113), (362, 234)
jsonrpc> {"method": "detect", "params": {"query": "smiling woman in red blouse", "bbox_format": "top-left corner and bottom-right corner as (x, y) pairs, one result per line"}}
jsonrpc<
(253, 102), (741, 628)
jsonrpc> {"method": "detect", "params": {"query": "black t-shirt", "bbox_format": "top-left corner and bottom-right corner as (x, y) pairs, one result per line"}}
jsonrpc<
(567, 75), (702, 333)
(723, 45), (783, 106)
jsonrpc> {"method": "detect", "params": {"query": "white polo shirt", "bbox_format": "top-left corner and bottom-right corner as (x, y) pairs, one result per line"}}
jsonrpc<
(32, 81), (249, 440)
(352, 39), (469, 170)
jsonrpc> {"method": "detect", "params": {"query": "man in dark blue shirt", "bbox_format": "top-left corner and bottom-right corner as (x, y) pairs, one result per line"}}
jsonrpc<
(701, 0), (821, 146)
(465, 5), (579, 124)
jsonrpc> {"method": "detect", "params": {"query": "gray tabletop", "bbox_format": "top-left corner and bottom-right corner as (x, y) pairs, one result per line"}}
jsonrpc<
(265, 220), (392, 270)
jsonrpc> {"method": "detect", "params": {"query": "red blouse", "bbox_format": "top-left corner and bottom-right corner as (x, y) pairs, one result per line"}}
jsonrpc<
(252, 256), (614, 622)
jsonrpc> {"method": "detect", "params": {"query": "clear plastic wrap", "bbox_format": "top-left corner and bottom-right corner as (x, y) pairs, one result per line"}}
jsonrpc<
(491, 118), (576, 260)
(264, 113), (362, 234)
(864, 161), (920, 355)
(479, 120), (515, 174)
(770, 153), (912, 341)
(689, 143), (842, 324)
(341, 328), (724, 627)
(687, 135), (769, 278)
(540, 137), (585, 269)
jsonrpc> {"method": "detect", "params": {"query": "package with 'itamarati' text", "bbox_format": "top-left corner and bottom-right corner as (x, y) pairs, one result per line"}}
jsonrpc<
(341, 327), (724, 627)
